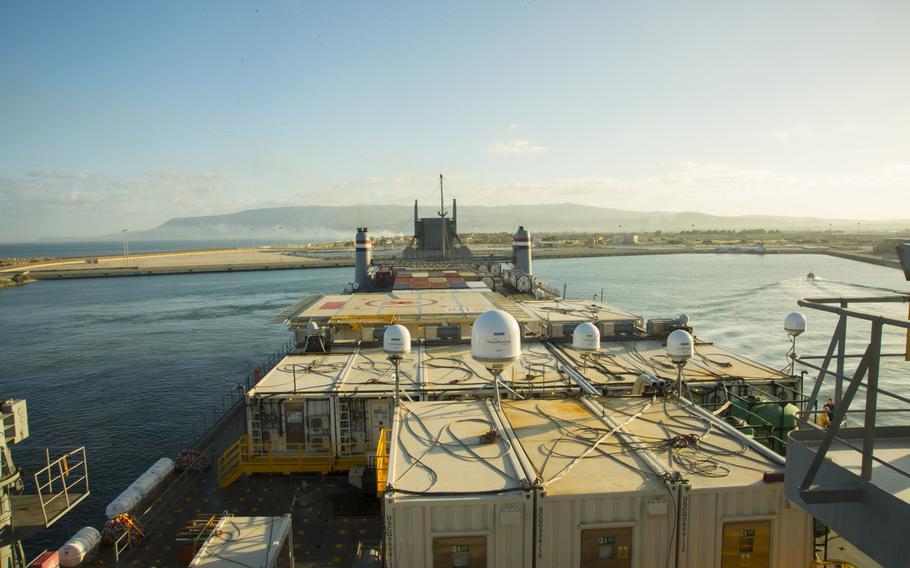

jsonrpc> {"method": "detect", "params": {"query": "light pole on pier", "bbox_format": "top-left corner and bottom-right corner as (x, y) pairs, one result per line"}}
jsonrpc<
(121, 229), (129, 265)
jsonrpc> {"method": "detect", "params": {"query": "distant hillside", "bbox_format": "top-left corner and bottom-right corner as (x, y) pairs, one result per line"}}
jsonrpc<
(92, 204), (910, 241)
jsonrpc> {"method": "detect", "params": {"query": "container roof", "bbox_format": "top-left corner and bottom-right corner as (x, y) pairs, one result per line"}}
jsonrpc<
(598, 396), (783, 489)
(189, 515), (291, 568)
(337, 347), (420, 396)
(555, 339), (787, 386)
(251, 342), (574, 398)
(422, 342), (575, 395)
(389, 400), (530, 495)
(516, 299), (642, 324)
(501, 398), (661, 496)
(248, 352), (351, 395)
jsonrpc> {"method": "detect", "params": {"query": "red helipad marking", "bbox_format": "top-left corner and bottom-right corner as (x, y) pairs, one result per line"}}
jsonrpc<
(320, 301), (347, 310)
(364, 298), (439, 307)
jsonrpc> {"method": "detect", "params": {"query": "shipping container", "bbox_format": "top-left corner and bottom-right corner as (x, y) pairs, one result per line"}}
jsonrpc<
(589, 396), (814, 568)
(500, 398), (672, 568)
(245, 348), (419, 461)
(384, 400), (534, 568)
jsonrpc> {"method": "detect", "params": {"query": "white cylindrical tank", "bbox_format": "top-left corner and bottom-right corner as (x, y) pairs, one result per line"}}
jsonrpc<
(666, 329), (694, 363)
(105, 487), (142, 519)
(572, 322), (600, 352)
(512, 226), (533, 275)
(383, 324), (412, 356)
(128, 472), (156, 498)
(128, 457), (175, 499)
(471, 310), (521, 371)
(148, 457), (175, 478)
(59, 526), (101, 567)
(354, 227), (372, 291)
(784, 312), (807, 336)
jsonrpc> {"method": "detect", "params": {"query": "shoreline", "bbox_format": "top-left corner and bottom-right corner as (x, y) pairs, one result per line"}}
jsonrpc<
(0, 245), (901, 281)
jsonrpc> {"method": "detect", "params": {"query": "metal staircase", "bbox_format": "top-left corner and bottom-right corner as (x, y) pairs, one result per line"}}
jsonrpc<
(786, 291), (910, 568)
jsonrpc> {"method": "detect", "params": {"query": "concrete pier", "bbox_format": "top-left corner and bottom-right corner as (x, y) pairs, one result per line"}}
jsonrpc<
(0, 244), (901, 281)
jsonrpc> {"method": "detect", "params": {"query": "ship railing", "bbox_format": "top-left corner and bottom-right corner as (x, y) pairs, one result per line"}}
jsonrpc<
(188, 337), (296, 447)
(31, 446), (89, 528)
(113, 442), (216, 565)
(793, 293), (910, 493)
(217, 435), (372, 487)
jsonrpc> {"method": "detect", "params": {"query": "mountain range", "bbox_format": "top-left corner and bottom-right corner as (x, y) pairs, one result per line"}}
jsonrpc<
(83, 203), (910, 242)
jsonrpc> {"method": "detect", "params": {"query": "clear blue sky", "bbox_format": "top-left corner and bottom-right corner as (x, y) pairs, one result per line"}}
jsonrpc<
(2, 1), (909, 240)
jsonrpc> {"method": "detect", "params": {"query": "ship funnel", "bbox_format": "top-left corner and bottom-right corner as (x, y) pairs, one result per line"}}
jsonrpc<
(354, 227), (372, 291)
(512, 225), (533, 276)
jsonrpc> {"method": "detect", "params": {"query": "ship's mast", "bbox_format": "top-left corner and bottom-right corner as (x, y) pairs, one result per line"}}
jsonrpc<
(438, 173), (448, 261)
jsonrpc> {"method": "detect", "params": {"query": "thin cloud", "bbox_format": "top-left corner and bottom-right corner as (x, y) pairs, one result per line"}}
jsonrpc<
(770, 124), (812, 141)
(486, 139), (548, 156)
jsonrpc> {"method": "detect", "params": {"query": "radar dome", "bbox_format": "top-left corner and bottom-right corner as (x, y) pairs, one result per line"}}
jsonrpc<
(471, 310), (521, 370)
(306, 321), (320, 335)
(572, 322), (600, 352)
(667, 329), (694, 363)
(383, 324), (412, 356)
(678, 313), (690, 327)
(784, 312), (806, 336)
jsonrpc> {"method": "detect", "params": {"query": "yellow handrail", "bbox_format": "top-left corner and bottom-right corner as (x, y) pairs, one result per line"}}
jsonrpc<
(376, 428), (391, 495)
(217, 433), (372, 487)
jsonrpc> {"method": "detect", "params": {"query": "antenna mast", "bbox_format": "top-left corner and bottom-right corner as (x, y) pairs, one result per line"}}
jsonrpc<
(438, 173), (447, 261)
(438, 173), (448, 217)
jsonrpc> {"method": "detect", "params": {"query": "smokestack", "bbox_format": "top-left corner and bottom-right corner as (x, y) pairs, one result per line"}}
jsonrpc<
(355, 227), (372, 290)
(512, 225), (532, 276)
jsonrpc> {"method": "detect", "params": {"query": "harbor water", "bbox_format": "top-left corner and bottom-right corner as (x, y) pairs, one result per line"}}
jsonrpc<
(0, 253), (906, 552)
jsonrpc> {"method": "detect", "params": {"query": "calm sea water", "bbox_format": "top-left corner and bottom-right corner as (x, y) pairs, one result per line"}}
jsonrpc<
(0, 253), (907, 552)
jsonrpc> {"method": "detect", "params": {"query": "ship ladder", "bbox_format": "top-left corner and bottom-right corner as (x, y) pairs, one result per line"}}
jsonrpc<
(338, 399), (353, 453)
(249, 415), (263, 448)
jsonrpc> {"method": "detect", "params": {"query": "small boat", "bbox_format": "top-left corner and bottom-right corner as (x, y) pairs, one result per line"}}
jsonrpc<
(807, 272), (816, 280)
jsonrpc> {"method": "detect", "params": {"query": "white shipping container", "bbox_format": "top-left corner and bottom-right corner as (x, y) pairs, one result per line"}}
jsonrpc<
(500, 398), (674, 568)
(384, 400), (534, 568)
(591, 396), (814, 568)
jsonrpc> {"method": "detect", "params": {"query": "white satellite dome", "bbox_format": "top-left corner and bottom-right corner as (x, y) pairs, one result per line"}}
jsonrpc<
(383, 324), (412, 356)
(471, 310), (521, 370)
(306, 321), (319, 335)
(572, 322), (600, 352)
(667, 329), (694, 363)
(784, 312), (807, 337)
